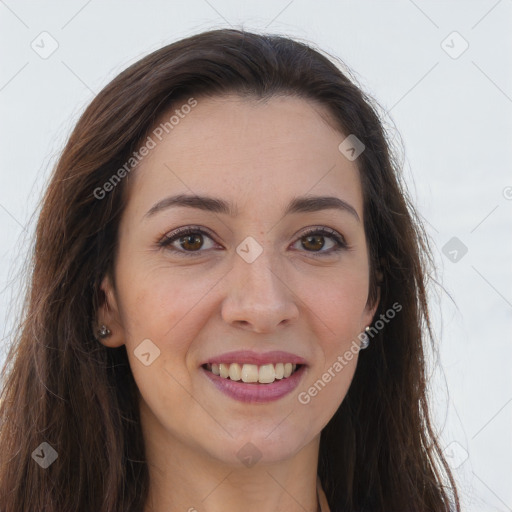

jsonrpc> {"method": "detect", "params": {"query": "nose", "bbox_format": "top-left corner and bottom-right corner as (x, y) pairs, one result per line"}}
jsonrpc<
(220, 246), (299, 334)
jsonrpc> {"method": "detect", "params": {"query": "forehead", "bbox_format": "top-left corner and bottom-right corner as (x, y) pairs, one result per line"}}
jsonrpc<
(126, 94), (364, 220)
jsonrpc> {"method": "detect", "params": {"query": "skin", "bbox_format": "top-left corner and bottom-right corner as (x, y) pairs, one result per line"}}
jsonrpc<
(98, 94), (379, 512)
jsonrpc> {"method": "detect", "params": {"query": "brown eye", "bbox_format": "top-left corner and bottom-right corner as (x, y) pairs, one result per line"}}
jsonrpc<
(292, 227), (347, 255)
(301, 234), (325, 252)
(179, 233), (204, 251)
(159, 227), (217, 256)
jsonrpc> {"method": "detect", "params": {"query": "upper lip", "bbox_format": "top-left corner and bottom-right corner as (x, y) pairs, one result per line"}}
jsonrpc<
(200, 350), (307, 366)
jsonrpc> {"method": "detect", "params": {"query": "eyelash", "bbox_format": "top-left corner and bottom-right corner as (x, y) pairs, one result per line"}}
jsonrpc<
(157, 225), (348, 257)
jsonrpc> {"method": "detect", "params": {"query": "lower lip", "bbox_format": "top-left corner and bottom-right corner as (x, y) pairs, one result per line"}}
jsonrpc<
(201, 365), (306, 403)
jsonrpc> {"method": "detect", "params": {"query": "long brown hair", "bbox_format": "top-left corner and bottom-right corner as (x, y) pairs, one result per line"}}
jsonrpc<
(0, 28), (459, 511)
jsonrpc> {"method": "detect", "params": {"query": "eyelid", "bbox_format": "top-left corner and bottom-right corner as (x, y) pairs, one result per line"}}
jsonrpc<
(298, 226), (347, 246)
(157, 225), (218, 251)
(289, 226), (348, 255)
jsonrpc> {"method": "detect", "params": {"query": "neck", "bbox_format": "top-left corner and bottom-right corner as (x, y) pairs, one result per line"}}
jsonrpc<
(141, 412), (321, 512)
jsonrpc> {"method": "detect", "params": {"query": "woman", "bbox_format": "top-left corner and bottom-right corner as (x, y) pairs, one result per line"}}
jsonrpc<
(0, 28), (459, 511)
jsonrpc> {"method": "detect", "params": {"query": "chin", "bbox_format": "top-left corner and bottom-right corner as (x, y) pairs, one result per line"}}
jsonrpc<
(211, 430), (311, 467)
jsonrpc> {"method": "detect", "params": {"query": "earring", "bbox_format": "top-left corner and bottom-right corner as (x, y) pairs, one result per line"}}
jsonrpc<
(97, 324), (111, 339)
(359, 326), (371, 350)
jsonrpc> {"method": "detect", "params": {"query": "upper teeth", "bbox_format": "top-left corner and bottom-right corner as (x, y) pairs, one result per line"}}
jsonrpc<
(206, 362), (298, 384)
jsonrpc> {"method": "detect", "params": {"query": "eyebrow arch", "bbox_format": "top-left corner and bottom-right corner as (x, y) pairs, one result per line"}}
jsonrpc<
(144, 193), (360, 222)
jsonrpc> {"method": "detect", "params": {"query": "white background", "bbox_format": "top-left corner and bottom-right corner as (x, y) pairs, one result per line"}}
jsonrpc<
(1, 1), (511, 510)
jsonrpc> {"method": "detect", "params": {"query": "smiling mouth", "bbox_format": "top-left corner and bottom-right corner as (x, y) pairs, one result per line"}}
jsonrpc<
(202, 362), (302, 384)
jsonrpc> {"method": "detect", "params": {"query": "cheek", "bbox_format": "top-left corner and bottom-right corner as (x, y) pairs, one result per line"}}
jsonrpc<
(297, 261), (368, 413)
(297, 344), (358, 430)
(289, 262), (368, 406)
(113, 260), (228, 403)
(116, 259), (217, 344)
(114, 266), (209, 414)
(306, 262), (370, 335)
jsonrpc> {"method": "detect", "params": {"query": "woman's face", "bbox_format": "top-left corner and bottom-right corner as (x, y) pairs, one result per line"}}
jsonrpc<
(100, 94), (378, 467)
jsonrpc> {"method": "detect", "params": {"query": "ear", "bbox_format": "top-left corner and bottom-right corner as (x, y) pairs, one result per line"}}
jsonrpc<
(362, 266), (382, 329)
(95, 274), (125, 348)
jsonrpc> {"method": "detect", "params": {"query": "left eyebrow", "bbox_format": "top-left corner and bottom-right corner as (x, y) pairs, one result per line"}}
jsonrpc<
(144, 193), (360, 222)
(285, 195), (360, 222)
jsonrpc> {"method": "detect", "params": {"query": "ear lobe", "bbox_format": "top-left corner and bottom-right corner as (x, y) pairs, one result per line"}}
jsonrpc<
(95, 274), (125, 348)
